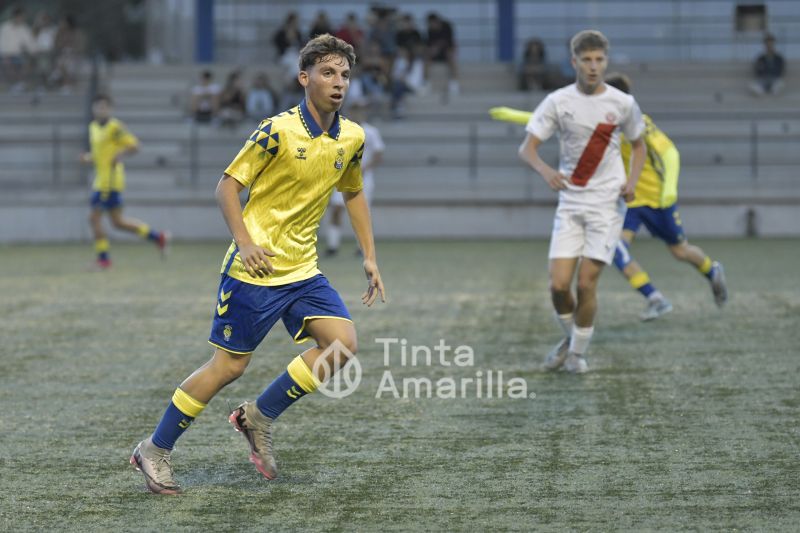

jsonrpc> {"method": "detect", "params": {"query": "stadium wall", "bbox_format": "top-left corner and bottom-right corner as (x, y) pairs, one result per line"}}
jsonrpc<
(1, 201), (798, 244)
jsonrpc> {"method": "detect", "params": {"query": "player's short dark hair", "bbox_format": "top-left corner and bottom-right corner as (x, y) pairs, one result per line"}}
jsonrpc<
(605, 72), (631, 94)
(93, 93), (112, 104)
(571, 30), (609, 57)
(298, 34), (356, 71)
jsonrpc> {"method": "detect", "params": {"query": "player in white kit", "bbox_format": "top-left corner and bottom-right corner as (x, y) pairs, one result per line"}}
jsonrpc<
(518, 30), (646, 373)
(326, 101), (385, 256)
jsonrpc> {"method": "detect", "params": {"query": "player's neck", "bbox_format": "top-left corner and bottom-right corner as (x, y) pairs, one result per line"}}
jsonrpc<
(305, 97), (335, 133)
(576, 80), (606, 96)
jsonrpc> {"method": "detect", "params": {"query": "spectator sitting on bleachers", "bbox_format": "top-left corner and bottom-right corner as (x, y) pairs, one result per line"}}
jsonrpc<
(390, 44), (425, 118)
(273, 12), (303, 60)
(190, 70), (220, 123)
(519, 38), (546, 90)
(750, 33), (785, 96)
(358, 40), (391, 107)
(218, 69), (247, 127)
(424, 12), (459, 96)
(335, 13), (365, 56)
(308, 10), (333, 40)
(0, 6), (36, 93)
(50, 14), (84, 93)
(32, 11), (56, 90)
(395, 13), (422, 56)
(246, 72), (277, 120)
(367, 7), (397, 59)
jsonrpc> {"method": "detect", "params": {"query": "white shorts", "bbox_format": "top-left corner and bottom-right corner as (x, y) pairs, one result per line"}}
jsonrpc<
(330, 175), (374, 207)
(548, 199), (626, 264)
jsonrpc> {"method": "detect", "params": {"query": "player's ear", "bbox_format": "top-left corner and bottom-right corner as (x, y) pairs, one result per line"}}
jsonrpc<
(298, 70), (309, 88)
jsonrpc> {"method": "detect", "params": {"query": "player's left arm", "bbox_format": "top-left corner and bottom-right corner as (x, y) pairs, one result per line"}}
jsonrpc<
(112, 123), (140, 164)
(343, 190), (386, 306)
(622, 137), (645, 202)
(620, 99), (647, 202)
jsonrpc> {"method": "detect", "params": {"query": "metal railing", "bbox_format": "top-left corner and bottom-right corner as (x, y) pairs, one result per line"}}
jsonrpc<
(4, 115), (798, 199)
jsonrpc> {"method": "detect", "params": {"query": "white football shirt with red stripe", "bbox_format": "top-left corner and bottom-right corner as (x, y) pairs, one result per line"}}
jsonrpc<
(526, 83), (645, 208)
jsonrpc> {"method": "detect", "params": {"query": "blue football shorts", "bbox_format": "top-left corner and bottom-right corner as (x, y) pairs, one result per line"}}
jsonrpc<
(208, 273), (352, 354)
(90, 191), (123, 210)
(623, 204), (686, 245)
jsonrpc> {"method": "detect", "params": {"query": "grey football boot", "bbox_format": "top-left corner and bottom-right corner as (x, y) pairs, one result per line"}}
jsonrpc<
(130, 437), (182, 495)
(229, 401), (278, 479)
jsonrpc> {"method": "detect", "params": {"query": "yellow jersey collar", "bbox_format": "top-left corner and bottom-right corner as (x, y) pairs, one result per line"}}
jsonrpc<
(298, 98), (341, 140)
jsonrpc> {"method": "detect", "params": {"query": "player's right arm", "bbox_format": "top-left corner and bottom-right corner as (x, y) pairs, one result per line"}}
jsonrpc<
(518, 134), (569, 191)
(215, 174), (275, 279)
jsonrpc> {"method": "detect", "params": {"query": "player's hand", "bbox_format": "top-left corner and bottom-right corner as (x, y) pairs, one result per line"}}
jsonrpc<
(620, 182), (636, 203)
(361, 258), (386, 307)
(80, 152), (92, 164)
(238, 243), (276, 278)
(542, 168), (570, 191)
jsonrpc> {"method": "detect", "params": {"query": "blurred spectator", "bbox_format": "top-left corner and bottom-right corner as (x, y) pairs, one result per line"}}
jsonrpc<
(273, 12), (303, 59)
(750, 33), (785, 96)
(335, 13), (365, 55)
(390, 45), (425, 118)
(218, 69), (246, 127)
(359, 40), (391, 106)
(0, 6), (36, 92)
(424, 12), (459, 96)
(32, 11), (56, 90)
(367, 7), (397, 59)
(519, 38), (546, 90)
(246, 72), (277, 120)
(308, 11), (333, 40)
(190, 70), (220, 123)
(395, 13), (423, 56)
(50, 14), (84, 93)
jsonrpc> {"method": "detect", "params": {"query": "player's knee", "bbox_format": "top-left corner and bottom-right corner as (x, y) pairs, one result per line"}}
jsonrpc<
(576, 277), (598, 295)
(213, 350), (250, 381)
(549, 279), (571, 296)
(319, 332), (358, 357)
(110, 217), (125, 229)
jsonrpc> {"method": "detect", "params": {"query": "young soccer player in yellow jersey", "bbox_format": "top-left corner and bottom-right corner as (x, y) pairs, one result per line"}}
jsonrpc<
(130, 34), (386, 494)
(490, 73), (728, 322)
(81, 94), (169, 269)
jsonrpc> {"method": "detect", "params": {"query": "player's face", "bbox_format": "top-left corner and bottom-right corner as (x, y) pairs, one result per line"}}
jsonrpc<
(92, 100), (111, 121)
(299, 54), (351, 114)
(572, 48), (608, 93)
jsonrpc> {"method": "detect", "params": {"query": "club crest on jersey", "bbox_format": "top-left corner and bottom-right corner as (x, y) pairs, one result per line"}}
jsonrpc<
(223, 324), (233, 342)
(334, 148), (345, 170)
(295, 147), (307, 160)
(605, 112), (617, 123)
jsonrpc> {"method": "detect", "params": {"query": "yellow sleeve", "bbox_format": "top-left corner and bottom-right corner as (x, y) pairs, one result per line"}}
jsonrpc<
(660, 145), (680, 207)
(112, 121), (139, 149)
(224, 119), (278, 187)
(488, 106), (532, 125)
(337, 139), (364, 193)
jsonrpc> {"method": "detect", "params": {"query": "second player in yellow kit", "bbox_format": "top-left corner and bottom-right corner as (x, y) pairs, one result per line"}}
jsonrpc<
(83, 94), (169, 269)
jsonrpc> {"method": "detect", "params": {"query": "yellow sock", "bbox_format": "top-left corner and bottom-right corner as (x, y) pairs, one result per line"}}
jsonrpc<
(136, 224), (150, 239)
(629, 271), (650, 289)
(699, 256), (712, 275)
(287, 355), (321, 394)
(94, 238), (109, 253)
(171, 388), (207, 418)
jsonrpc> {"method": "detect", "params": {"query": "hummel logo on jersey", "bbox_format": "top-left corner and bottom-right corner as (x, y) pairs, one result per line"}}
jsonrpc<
(295, 147), (307, 160)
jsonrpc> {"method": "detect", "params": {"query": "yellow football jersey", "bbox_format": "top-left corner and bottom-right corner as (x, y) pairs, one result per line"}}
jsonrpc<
(220, 99), (365, 286)
(620, 114), (679, 208)
(88, 118), (139, 192)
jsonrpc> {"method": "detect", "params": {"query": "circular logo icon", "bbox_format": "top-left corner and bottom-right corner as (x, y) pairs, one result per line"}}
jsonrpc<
(312, 340), (363, 399)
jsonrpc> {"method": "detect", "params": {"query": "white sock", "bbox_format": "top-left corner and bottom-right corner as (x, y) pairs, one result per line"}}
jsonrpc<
(648, 290), (664, 302)
(555, 312), (573, 337)
(327, 225), (341, 250)
(569, 325), (594, 355)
